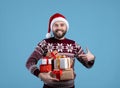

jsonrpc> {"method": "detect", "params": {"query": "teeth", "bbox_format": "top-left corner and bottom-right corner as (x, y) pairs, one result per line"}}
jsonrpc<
(58, 31), (62, 33)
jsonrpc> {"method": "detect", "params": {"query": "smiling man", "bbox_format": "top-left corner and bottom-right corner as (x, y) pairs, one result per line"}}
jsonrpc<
(52, 21), (67, 40)
(26, 13), (95, 88)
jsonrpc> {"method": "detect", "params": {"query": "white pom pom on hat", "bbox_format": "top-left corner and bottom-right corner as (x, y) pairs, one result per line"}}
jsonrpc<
(46, 13), (69, 38)
(46, 33), (51, 38)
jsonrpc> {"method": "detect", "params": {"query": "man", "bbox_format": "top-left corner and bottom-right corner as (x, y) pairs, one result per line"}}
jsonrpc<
(26, 13), (95, 88)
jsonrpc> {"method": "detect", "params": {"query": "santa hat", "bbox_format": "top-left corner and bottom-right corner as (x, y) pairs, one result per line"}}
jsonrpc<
(46, 13), (69, 38)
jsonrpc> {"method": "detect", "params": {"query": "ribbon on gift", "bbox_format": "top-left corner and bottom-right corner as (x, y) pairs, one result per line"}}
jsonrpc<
(53, 56), (61, 69)
(52, 69), (63, 80)
(56, 58), (60, 69)
(50, 51), (61, 69)
(51, 51), (58, 59)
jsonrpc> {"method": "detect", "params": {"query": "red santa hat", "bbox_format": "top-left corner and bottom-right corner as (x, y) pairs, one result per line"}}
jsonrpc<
(46, 13), (69, 38)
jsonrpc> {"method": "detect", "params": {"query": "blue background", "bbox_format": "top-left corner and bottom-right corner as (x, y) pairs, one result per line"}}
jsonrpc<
(0, 0), (120, 88)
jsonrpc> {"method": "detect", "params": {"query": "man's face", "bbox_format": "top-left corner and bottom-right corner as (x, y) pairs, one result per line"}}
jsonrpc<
(52, 21), (67, 39)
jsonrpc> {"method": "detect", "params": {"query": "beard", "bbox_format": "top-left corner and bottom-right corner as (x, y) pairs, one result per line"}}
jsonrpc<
(53, 29), (67, 39)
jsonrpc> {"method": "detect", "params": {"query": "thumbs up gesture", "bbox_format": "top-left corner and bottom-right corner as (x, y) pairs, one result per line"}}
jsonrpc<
(79, 48), (95, 61)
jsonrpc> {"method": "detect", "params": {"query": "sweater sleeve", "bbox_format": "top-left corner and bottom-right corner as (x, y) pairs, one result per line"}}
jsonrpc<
(75, 42), (95, 68)
(26, 40), (47, 77)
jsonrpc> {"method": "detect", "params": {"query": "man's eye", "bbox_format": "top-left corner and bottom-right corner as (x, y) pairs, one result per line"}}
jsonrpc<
(61, 24), (65, 26)
(54, 24), (58, 27)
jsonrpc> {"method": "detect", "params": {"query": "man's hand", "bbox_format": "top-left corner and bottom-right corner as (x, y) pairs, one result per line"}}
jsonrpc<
(38, 71), (59, 83)
(79, 48), (95, 61)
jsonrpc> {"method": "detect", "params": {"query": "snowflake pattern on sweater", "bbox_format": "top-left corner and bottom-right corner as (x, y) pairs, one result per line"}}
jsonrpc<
(26, 37), (94, 77)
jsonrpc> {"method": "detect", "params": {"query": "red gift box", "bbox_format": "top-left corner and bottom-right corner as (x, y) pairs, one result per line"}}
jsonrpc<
(40, 64), (52, 72)
(40, 56), (53, 73)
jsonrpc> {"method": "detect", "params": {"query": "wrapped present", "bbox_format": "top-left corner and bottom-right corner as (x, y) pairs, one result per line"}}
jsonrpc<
(46, 52), (52, 58)
(52, 68), (74, 81)
(60, 69), (74, 80)
(46, 50), (59, 59)
(40, 57), (52, 73)
(40, 64), (52, 72)
(51, 50), (59, 59)
(60, 58), (71, 69)
(54, 58), (71, 69)
(41, 58), (52, 65)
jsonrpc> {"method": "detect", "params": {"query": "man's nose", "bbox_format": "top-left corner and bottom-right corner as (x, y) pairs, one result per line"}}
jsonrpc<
(57, 25), (62, 29)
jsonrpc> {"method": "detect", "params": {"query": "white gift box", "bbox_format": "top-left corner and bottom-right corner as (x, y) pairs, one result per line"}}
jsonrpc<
(54, 58), (70, 69)
(41, 59), (52, 65)
(60, 58), (70, 69)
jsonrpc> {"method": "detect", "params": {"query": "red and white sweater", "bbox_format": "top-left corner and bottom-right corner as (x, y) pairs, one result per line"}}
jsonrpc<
(26, 37), (94, 87)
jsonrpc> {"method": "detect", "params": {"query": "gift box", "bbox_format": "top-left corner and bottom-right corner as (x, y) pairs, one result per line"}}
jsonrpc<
(40, 57), (52, 73)
(60, 69), (74, 80)
(51, 68), (74, 81)
(41, 58), (52, 64)
(46, 50), (59, 59)
(60, 58), (71, 69)
(40, 64), (52, 72)
(54, 58), (71, 69)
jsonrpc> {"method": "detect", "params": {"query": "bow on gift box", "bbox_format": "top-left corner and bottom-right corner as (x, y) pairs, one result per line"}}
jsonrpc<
(52, 69), (63, 80)
(49, 51), (61, 69)
(46, 50), (58, 59)
(55, 57), (60, 69)
(50, 51), (58, 59)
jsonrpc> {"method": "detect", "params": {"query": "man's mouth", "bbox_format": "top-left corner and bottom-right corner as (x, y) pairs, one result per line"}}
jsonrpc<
(57, 30), (63, 33)
(55, 29), (64, 33)
(53, 29), (67, 39)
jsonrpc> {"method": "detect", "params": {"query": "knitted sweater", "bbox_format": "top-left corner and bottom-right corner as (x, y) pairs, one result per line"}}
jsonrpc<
(26, 37), (94, 87)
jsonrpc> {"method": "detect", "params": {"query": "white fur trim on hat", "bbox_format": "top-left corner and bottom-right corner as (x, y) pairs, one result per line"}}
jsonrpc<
(46, 33), (51, 38)
(50, 17), (69, 31)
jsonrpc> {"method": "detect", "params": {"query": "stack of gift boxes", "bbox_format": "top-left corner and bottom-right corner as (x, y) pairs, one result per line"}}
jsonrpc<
(39, 50), (74, 81)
